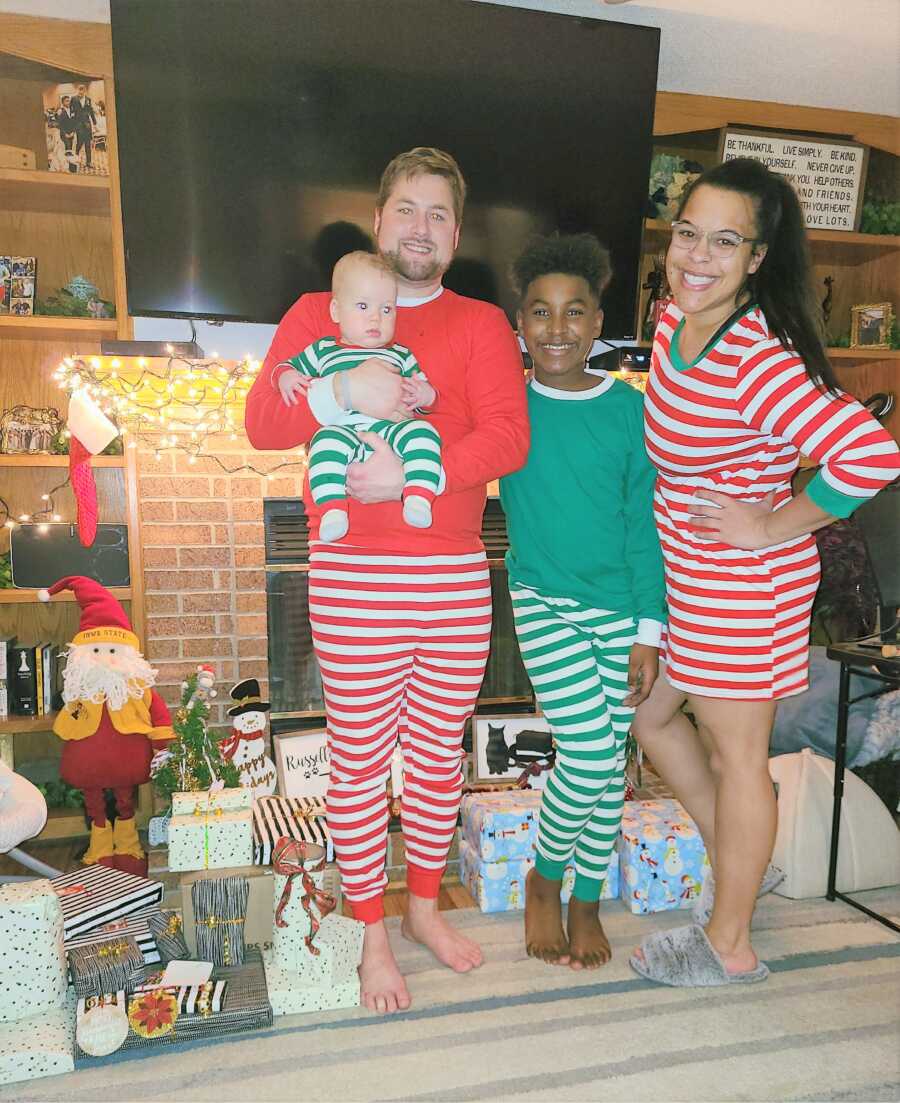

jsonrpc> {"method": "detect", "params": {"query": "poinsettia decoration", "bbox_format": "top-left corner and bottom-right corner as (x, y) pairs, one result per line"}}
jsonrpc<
(128, 990), (179, 1038)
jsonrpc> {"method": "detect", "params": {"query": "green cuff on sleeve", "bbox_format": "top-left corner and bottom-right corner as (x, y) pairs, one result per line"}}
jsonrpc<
(805, 472), (863, 519)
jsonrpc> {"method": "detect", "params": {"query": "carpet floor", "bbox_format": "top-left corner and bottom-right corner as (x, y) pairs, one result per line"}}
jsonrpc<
(7, 889), (900, 1103)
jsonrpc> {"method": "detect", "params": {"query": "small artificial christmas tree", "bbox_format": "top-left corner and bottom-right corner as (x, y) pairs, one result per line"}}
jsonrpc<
(151, 664), (241, 801)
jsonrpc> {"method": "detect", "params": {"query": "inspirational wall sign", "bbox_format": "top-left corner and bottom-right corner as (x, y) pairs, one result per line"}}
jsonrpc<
(719, 128), (869, 232)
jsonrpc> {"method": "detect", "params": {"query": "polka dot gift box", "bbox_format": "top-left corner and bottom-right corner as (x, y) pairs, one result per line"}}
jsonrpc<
(0, 879), (68, 1024)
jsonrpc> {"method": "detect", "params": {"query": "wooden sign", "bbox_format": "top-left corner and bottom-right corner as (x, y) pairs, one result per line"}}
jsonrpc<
(274, 729), (330, 799)
(719, 128), (868, 232)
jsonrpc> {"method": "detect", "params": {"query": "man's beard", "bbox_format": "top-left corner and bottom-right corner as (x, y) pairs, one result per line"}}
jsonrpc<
(382, 245), (446, 285)
(62, 645), (157, 711)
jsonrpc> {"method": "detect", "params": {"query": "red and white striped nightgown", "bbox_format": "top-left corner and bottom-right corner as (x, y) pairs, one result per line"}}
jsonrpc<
(644, 303), (900, 700)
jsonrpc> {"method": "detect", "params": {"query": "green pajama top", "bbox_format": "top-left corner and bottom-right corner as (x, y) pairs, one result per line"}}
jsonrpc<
(500, 374), (666, 632)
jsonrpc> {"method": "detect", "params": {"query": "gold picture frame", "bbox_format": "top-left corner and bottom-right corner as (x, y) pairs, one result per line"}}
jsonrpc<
(850, 302), (893, 349)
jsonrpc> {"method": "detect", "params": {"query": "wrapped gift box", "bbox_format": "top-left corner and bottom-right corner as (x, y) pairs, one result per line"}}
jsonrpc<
(253, 795), (332, 864)
(0, 1003), (74, 1086)
(65, 905), (162, 968)
(74, 951), (273, 1063)
(272, 909), (364, 981)
(618, 799), (708, 915)
(69, 934), (145, 999)
(172, 787), (252, 815)
(181, 865), (274, 957)
(168, 807), (254, 872)
(460, 789), (543, 862)
(263, 949), (359, 1017)
(51, 865), (164, 939)
(459, 840), (619, 913)
(0, 879), (68, 1024)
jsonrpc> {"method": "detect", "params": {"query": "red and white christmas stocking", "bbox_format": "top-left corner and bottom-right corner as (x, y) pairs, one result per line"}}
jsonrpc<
(66, 388), (119, 548)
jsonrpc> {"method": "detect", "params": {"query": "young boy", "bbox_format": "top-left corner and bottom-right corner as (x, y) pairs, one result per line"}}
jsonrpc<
(275, 250), (443, 541)
(500, 234), (665, 968)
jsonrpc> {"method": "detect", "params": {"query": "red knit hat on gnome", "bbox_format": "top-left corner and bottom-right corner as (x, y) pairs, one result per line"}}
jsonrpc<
(39, 575), (140, 651)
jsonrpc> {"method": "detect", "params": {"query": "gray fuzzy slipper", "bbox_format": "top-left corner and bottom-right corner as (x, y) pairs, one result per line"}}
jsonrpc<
(692, 863), (785, 927)
(629, 924), (769, 987)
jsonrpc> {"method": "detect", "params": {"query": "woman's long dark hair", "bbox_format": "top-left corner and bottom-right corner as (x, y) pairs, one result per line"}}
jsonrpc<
(678, 157), (839, 393)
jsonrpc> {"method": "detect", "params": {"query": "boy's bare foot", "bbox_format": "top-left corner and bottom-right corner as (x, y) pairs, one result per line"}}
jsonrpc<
(359, 920), (411, 1014)
(402, 894), (483, 971)
(567, 896), (611, 969)
(525, 868), (570, 965)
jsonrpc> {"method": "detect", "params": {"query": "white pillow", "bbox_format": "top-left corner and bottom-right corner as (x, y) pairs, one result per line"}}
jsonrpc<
(769, 749), (900, 899)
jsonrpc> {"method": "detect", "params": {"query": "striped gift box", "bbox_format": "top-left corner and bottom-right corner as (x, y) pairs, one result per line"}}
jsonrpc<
(51, 866), (164, 940)
(64, 905), (161, 967)
(68, 935), (145, 999)
(252, 796), (332, 864)
(132, 979), (228, 1016)
(74, 951), (273, 1062)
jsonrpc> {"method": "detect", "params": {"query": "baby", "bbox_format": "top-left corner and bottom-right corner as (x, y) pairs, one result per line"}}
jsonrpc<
(276, 251), (442, 542)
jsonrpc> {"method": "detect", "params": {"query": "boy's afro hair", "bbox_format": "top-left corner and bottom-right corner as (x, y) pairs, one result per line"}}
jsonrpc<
(511, 232), (613, 303)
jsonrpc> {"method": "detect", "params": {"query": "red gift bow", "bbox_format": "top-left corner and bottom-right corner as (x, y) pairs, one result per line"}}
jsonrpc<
(271, 836), (335, 956)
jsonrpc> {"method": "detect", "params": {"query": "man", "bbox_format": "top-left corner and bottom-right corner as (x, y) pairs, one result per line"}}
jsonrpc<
(245, 148), (529, 1014)
(71, 83), (96, 171)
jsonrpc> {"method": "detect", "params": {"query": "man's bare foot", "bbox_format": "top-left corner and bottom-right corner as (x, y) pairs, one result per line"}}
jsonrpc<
(402, 893), (483, 972)
(567, 896), (611, 970)
(359, 920), (411, 1014)
(524, 868), (570, 965)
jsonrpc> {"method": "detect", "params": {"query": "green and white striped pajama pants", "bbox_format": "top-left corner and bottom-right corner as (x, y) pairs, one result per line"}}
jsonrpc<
(307, 417), (442, 507)
(510, 583), (635, 902)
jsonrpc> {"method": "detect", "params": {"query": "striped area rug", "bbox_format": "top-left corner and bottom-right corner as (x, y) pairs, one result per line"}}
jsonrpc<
(8, 889), (900, 1103)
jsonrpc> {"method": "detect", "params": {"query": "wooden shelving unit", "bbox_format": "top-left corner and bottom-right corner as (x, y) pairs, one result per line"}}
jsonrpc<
(0, 166), (110, 216)
(0, 588), (132, 605)
(0, 711), (59, 735)
(0, 454), (125, 467)
(827, 347), (900, 361)
(0, 314), (118, 340)
(0, 14), (144, 840)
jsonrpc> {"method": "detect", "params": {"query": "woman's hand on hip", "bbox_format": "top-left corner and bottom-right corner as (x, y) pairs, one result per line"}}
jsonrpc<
(689, 489), (776, 549)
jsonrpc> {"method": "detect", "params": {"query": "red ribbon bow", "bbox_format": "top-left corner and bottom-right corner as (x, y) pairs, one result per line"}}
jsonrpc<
(271, 836), (335, 956)
(516, 760), (553, 789)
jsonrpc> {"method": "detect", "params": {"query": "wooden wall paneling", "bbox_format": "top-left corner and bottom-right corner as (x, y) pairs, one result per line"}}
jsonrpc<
(0, 209), (115, 306)
(0, 75), (50, 163)
(654, 92), (900, 156)
(0, 598), (80, 644)
(0, 14), (113, 78)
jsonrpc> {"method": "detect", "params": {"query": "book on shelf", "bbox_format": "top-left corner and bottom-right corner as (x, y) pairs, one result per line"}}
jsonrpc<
(0, 636), (12, 721)
(4, 639), (63, 719)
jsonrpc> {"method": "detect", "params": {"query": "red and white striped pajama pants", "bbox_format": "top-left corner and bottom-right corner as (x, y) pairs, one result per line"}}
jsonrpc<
(308, 544), (492, 924)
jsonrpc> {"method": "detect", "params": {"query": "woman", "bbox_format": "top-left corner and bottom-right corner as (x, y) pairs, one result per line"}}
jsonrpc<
(631, 157), (900, 987)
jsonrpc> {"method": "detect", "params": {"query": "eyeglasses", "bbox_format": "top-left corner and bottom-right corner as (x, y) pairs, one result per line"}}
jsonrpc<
(670, 220), (759, 258)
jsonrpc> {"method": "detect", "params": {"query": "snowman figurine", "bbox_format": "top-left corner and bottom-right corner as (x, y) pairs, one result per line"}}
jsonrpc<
(220, 678), (277, 798)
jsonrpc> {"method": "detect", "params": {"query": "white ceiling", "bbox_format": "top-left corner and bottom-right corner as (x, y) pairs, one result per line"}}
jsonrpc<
(2, 0), (898, 116)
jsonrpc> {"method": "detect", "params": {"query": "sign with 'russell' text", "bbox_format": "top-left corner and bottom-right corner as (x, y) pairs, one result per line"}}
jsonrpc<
(720, 128), (869, 232)
(274, 729), (330, 799)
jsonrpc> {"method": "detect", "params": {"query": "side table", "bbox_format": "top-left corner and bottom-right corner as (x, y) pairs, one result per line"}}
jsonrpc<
(825, 643), (900, 933)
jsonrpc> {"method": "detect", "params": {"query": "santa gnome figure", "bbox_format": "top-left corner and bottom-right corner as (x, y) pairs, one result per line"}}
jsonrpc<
(219, 679), (276, 798)
(41, 575), (174, 875)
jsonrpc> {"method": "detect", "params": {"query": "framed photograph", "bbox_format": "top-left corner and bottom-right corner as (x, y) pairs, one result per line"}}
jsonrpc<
(850, 302), (893, 349)
(718, 128), (868, 233)
(273, 728), (330, 798)
(473, 715), (553, 785)
(0, 257), (9, 315)
(43, 79), (108, 177)
(10, 256), (35, 278)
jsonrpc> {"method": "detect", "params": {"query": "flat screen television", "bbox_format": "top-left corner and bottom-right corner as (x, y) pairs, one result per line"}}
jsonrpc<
(110, 0), (659, 338)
